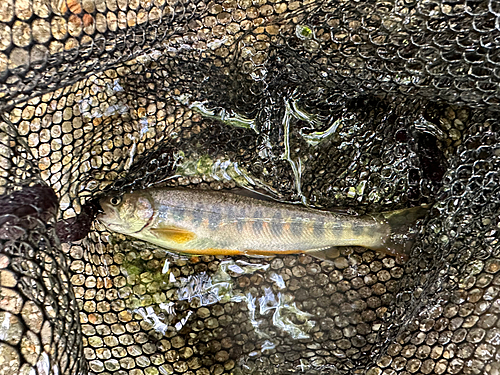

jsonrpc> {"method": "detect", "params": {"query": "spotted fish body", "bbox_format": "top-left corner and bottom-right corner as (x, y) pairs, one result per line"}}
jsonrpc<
(98, 188), (426, 258)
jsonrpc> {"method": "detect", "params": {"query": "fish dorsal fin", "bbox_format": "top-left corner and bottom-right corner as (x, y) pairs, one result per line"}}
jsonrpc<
(228, 188), (281, 202)
(229, 188), (360, 214)
(150, 225), (196, 243)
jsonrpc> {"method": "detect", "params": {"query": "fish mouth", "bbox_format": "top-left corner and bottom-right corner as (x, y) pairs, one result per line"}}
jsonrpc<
(96, 214), (125, 234)
(96, 202), (120, 227)
(96, 212), (115, 228)
(96, 212), (108, 224)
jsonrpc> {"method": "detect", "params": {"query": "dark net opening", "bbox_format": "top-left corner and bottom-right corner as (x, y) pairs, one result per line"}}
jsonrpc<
(1, 0), (500, 374)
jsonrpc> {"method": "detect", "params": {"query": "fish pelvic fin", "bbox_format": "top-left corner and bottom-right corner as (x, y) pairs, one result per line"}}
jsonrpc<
(150, 225), (196, 243)
(370, 205), (429, 260)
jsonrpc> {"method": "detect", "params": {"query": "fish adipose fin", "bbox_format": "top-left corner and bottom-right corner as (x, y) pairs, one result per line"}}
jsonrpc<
(150, 225), (196, 243)
(371, 205), (429, 260)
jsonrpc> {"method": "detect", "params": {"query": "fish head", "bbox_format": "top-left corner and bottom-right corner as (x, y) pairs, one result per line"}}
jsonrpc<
(98, 192), (154, 234)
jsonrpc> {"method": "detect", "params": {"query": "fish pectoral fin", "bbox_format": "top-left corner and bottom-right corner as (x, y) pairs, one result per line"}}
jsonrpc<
(149, 225), (196, 243)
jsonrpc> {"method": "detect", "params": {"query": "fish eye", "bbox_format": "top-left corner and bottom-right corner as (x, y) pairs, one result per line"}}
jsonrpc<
(110, 196), (122, 206)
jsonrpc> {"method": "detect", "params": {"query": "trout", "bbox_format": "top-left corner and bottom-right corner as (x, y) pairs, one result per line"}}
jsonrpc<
(98, 188), (427, 259)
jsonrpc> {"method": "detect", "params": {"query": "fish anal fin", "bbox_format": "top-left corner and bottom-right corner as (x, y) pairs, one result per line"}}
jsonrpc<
(150, 226), (196, 243)
(306, 247), (343, 261)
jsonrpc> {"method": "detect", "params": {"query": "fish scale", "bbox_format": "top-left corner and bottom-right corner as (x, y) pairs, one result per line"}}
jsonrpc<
(98, 188), (427, 259)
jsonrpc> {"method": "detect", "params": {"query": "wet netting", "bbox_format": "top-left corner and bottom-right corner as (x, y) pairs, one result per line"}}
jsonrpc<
(1, 0), (500, 374)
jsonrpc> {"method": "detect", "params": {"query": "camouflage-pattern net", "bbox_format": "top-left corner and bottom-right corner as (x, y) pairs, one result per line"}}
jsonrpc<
(1, 0), (500, 374)
(0, 126), (85, 375)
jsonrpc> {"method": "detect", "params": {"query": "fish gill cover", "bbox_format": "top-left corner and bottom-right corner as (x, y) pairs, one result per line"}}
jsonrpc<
(0, 0), (500, 374)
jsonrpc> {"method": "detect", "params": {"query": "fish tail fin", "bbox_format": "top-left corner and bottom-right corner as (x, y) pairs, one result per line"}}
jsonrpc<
(371, 205), (429, 260)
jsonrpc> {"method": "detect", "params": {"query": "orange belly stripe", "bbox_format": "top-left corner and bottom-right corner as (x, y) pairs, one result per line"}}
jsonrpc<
(179, 248), (244, 256)
(178, 248), (305, 256)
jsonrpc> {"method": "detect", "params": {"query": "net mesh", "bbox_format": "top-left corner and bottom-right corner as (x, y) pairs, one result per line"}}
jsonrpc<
(1, 0), (500, 374)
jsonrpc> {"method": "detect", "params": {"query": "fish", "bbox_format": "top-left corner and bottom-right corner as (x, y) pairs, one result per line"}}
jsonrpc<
(97, 188), (428, 260)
